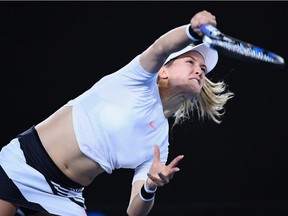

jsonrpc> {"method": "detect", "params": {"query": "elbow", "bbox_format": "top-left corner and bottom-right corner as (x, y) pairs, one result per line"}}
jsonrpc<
(126, 203), (135, 216)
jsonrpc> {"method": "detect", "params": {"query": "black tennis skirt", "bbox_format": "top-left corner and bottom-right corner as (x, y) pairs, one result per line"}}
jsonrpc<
(0, 126), (87, 216)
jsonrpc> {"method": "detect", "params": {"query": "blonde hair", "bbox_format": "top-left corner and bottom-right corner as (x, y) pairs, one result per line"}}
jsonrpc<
(173, 76), (234, 126)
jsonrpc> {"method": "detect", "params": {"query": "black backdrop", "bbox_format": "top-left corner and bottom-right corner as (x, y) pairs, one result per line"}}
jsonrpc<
(0, 1), (288, 216)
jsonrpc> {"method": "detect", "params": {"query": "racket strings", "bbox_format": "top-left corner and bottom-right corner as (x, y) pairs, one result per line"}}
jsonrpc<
(213, 40), (277, 63)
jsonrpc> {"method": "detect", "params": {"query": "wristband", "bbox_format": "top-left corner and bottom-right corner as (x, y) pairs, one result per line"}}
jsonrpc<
(139, 183), (157, 202)
(185, 24), (202, 42)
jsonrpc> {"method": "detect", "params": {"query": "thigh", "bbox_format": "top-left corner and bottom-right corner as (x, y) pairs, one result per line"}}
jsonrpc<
(0, 199), (17, 216)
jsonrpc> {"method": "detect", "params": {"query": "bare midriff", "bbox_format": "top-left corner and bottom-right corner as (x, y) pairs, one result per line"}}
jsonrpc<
(35, 106), (104, 187)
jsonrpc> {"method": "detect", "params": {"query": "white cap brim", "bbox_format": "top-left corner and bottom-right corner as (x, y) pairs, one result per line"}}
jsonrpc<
(164, 43), (218, 74)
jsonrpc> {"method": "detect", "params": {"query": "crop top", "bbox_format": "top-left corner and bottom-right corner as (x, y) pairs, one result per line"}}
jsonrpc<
(65, 55), (169, 183)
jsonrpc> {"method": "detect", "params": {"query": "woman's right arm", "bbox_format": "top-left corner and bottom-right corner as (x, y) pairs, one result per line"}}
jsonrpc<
(139, 10), (217, 74)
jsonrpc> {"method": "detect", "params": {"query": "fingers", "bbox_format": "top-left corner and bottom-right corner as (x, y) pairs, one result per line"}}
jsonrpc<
(160, 155), (183, 183)
(147, 173), (160, 186)
(153, 145), (184, 166)
(147, 168), (180, 187)
(148, 154), (184, 187)
(147, 172), (167, 187)
(191, 10), (217, 30)
(167, 155), (184, 169)
(153, 144), (161, 163)
(149, 145), (185, 187)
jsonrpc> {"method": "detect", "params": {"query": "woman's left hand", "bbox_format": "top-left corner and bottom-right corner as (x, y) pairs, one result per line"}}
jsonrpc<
(146, 145), (184, 189)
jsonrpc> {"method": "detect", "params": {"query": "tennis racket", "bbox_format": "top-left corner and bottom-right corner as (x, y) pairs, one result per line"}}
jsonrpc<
(199, 24), (285, 68)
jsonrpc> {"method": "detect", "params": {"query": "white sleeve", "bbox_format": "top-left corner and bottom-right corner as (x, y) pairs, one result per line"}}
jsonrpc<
(132, 161), (152, 184)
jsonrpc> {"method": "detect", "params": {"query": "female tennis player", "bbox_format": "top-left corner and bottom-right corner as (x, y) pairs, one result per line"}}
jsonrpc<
(0, 10), (233, 216)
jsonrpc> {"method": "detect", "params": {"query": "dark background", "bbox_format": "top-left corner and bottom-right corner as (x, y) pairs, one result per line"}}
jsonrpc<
(0, 1), (288, 215)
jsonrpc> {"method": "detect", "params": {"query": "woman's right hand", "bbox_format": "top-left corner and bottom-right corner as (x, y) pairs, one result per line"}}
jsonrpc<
(190, 10), (217, 37)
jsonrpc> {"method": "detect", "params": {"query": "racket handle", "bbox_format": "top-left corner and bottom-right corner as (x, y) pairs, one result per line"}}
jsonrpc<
(199, 24), (220, 37)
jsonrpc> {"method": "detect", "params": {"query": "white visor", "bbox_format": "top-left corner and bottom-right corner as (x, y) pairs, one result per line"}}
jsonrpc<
(164, 43), (218, 74)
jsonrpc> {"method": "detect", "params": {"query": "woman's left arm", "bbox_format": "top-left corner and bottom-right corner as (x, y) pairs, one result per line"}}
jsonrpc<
(126, 145), (184, 216)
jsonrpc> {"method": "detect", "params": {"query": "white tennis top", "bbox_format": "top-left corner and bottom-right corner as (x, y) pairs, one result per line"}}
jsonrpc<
(65, 55), (169, 183)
